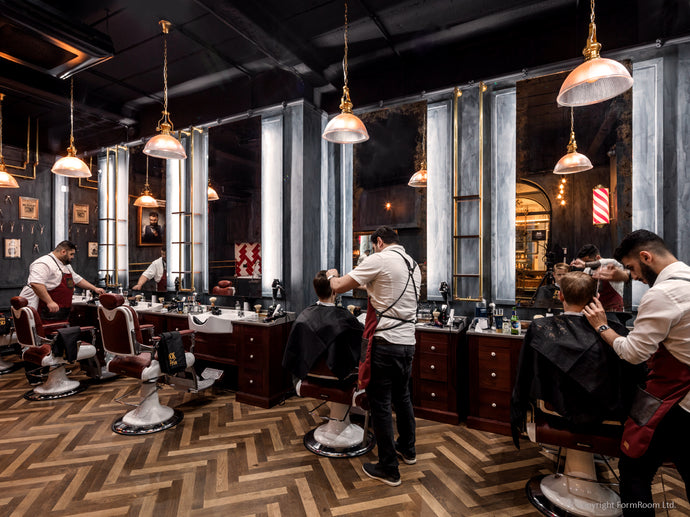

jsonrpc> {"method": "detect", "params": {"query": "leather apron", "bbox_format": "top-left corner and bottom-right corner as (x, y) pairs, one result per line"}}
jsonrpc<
(598, 279), (624, 312)
(621, 343), (690, 458)
(38, 255), (74, 321)
(157, 269), (167, 292)
(358, 298), (379, 390)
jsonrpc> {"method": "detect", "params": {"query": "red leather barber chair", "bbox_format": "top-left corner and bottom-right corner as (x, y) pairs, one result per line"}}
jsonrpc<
(526, 400), (623, 517)
(211, 280), (235, 296)
(97, 294), (212, 435)
(10, 296), (97, 401)
(296, 358), (374, 458)
(0, 313), (21, 375)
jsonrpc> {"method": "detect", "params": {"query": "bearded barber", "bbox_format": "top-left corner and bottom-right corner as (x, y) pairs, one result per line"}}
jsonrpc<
(19, 240), (105, 321)
(583, 230), (690, 515)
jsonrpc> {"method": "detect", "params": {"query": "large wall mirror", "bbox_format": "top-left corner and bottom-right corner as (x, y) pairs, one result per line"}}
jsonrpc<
(128, 145), (166, 291)
(207, 116), (262, 297)
(353, 101), (427, 299)
(515, 70), (632, 306)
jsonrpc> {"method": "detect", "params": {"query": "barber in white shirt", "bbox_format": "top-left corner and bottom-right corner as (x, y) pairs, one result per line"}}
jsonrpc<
(583, 230), (690, 515)
(19, 240), (104, 320)
(132, 250), (167, 292)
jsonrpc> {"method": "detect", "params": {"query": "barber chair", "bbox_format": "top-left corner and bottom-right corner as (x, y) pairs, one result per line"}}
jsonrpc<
(296, 358), (375, 458)
(211, 280), (235, 296)
(10, 296), (97, 401)
(526, 400), (623, 517)
(0, 315), (21, 375)
(97, 294), (213, 435)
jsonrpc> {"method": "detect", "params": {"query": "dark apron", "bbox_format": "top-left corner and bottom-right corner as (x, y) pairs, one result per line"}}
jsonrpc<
(38, 256), (74, 321)
(157, 269), (167, 292)
(358, 298), (379, 390)
(598, 279), (624, 312)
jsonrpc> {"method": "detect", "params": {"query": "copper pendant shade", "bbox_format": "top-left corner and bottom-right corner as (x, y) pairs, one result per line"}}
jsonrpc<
(207, 181), (219, 201)
(51, 79), (92, 178)
(557, 0), (633, 107)
(554, 107), (593, 174)
(133, 156), (159, 208)
(0, 93), (19, 188)
(143, 20), (187, 160)
(322, 1), (369, 144)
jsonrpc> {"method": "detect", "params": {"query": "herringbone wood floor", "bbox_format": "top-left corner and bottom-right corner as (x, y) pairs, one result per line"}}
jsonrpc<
(0, 358), (687, 516)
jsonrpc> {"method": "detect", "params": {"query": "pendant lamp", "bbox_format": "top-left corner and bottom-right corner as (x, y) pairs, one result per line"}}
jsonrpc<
(207, 180), (219, 201)
(133, 156), (159, 207)
(0, 93), (19, 188)
(408, 113), (428, 187)
(322, 1), (369, 144)
(143, 20), (187, 160)
(51, 79), (91, 178)
(554, 107), (593, 174)
(557, 0), (633, 107)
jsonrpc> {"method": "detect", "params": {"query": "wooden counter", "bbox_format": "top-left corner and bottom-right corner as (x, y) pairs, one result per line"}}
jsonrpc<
(466, 329), (524, 436)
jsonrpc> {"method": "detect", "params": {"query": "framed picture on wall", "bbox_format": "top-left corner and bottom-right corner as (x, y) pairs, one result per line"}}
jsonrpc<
(87, 242), (98, 258)
(4, 238), (20, 259)
(73, 204), (89, 224)
(18, 197), (39, 220)
(137, 206), (165, 246)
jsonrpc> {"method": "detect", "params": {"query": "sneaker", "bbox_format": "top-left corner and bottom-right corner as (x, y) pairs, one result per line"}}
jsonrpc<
(395, 445), (417, 465)
(362, 463), (401, 487)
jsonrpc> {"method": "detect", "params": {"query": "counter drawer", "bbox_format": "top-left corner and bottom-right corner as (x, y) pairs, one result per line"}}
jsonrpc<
(477, 359), (512, 391)
(417, 379), (449, 411)
(243, 327), (268, 347)
(476, 388), (510, 420)
(239, 370), (265, 395)
(240, 346), (267, 367)
(417, 333), (448, 356)
(418, 354), (448, 382)
(476, 345), (511, 367)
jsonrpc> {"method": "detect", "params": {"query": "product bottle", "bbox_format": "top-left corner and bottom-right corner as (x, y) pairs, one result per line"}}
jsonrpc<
(510, 307), (520, 335)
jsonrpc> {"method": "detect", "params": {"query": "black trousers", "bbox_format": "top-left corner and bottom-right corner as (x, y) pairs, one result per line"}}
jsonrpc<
(619, 404), (690, 516)
(365, 338), (416, 475)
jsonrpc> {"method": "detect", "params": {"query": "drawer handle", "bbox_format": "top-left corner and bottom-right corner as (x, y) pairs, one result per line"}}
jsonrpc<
(491, 402), (497, 408)
(249, 379), (253, 384)
(430, 365), (435, 370)
(249, 354), (254, 359)
(490, 351), (496, 357)
(431, 392), (436, 398)
(430, 345), (436, 351)
(491, 372), (497, 378)
(249, 337), (254, 342)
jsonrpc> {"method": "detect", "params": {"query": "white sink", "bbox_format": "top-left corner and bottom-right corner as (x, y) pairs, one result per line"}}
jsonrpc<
(133, 302), (164, 312)
(188, 311), (235, 333)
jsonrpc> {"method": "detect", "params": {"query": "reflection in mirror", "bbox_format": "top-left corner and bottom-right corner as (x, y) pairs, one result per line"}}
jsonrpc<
(353, 101), (427, 299)
(208, 117), (262, 298)
(515, 70), (632, 307)
(128, 145), (166, 292)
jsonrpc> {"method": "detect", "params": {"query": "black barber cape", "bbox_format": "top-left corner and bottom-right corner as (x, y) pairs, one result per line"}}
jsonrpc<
(510, 314), (646, 448)
(282, 304), (364, 381)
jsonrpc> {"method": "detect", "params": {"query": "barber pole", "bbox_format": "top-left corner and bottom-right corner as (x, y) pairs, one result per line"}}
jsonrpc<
(593, 186), (610, 226)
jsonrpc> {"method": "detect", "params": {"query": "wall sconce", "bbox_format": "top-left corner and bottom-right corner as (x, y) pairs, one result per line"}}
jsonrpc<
(556, 178), (567, 206)
(385, 202), (391, 211)
(593, 185), (610, 225)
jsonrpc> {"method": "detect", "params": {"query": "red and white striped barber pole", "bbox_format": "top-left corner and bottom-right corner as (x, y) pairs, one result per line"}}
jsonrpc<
(592, 186), (610, 226)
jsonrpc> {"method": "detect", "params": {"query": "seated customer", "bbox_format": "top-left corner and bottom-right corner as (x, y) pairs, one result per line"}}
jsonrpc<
(282, 271), (364, 381)
(532, 262), (569, 310)
(511, 271), (645, 447)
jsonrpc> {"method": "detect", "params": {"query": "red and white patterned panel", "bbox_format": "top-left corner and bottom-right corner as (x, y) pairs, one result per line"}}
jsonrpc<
(593, 187), (610, 225)
(235, 243), (261, 277)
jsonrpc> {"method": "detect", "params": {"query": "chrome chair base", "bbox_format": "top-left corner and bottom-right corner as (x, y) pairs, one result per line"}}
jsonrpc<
(304, 427), (375, 458)
(111, 409), (183, 436)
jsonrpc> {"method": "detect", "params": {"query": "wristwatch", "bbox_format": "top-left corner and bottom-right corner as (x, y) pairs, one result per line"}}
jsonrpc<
(597, 324), (610, 333)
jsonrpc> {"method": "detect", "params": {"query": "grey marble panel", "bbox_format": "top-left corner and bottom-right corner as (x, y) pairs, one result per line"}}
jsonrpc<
(491, 88), (516, 305)
(674, 45), (690, 262)
(459, 88), (480, 198)
(341, 145), (353, 279)
(53, 175), (68, 246)
(632, 58), (663, 307)
(427, 100), (453, 300)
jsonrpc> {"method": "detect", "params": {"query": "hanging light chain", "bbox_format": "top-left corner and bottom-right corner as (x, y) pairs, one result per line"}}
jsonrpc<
(69, 78), (75, 150)
(343, 0), (349, 88)
(145, 155), (150, 187)
(570, 106), (574, 133)
(163, 29), (169, 117)
(0, 93), (4, 158)
(590, 0), (595, 24)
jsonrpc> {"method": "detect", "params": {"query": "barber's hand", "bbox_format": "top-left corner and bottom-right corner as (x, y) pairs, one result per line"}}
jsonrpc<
(592, 264), (616, 281)
(326, 268), (339, 278)
(94, 288), (105, 295)
(582, 296), (608, 330)
(570, 258), (586, 269)
(133, 284), (143, 291)
(46, 301), (60, 313)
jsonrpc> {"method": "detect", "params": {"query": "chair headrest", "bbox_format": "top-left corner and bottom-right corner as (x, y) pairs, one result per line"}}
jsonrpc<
(100, 293), (125, 309)
(218, 280), (233, 288)
(10, 296), (28, 309)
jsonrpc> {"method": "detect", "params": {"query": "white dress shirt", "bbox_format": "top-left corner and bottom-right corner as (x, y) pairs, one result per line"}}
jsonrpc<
(612, 261), (690, 411)
(348, 244), (421, 346)
(141, 257), (166, 283)
(584, 258), (625, 297)
(19, 252), (83, 309)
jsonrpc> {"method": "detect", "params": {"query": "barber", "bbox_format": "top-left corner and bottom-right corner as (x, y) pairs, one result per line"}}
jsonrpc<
(132, 249), (166, 292)
(571, 243), (629, 312)
(19, 240), (105, 321)
(327, 226), (420, 487)
(583, 230), (690, 515)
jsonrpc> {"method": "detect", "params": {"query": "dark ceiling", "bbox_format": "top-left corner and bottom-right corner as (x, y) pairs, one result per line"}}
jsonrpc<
(0, 0), (688, 156)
